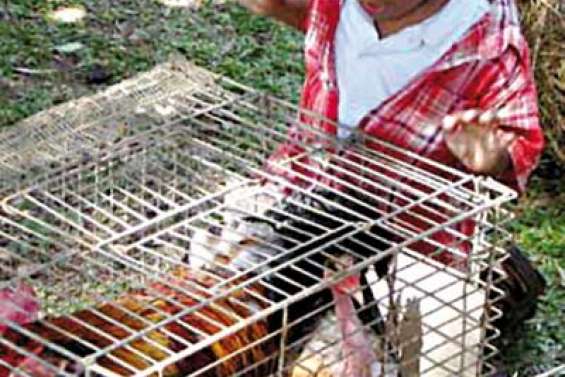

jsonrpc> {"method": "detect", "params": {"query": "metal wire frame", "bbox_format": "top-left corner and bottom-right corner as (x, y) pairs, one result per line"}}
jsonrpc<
(0, 59), (231, 195)
(0, 226), (506, 375)
(0, 60), (516, 377)
(0, 230), (507, 377)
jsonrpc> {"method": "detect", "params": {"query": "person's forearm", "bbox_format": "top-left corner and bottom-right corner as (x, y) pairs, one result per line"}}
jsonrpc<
(237, 0), (308, 30)
(237, 0), (278, 16)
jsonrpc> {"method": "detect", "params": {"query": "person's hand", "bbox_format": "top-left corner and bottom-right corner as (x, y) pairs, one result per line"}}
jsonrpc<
(237, 0), (308, 30)
(442, 109), (516, 176)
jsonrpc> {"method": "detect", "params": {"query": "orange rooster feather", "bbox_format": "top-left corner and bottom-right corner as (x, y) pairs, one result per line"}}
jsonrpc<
(0, 266), (277, 377)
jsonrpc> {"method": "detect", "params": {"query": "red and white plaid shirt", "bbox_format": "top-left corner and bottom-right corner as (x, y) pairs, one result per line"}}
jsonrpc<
(268, 0), (544, 263)
(293, 0), (543, 192)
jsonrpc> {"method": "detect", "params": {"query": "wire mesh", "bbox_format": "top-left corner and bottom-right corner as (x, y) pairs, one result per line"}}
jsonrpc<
(0, 59), (516, 377)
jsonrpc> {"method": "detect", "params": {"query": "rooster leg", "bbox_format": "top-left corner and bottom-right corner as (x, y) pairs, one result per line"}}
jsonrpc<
(326, 256), (384, 377)
(332, 277), (379, 377)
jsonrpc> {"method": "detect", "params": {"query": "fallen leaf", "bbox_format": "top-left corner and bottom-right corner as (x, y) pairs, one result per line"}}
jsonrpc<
(556, 265), (564, 288)
(157, 0), (202, 9)
(48, 6), (86, 24)
(55, 42), (85, 54)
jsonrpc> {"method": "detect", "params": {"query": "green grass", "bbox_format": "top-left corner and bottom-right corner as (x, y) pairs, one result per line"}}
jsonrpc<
(0, 0), (304, 126)
(0, 1), (563, 375)
(501, 169), (565, 375)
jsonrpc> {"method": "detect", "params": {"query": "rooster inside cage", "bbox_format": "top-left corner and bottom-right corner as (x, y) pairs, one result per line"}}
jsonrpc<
(0, 60), (520, 377)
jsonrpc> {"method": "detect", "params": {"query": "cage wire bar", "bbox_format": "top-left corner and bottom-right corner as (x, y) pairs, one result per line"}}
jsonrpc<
(0, 59), (516, 377)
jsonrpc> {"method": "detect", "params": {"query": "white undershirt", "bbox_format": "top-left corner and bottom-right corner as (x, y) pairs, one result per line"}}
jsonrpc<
(335, 0), (489, 139)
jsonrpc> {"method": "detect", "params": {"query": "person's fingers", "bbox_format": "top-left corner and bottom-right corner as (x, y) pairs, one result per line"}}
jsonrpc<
(497, 129), (517, 147)
(461, 109), (481, 123)
(443, 110), (516, 174)
(485, 127), (497, 149)
(442, 114), (459, 132)
(447, 109), (501, 127)
(443, 109), (479, 131)
(444, 109), (486, 136)
(478, 109), (498, 126)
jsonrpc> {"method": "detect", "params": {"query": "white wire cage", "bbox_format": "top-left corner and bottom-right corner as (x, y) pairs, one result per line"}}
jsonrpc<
(0, 59), (517, 377)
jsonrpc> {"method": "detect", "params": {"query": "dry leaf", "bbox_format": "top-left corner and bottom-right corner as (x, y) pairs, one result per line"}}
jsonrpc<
(48, 6), (86, 24)
(55, 42), (85, 54)
(157, 0), (202, 8)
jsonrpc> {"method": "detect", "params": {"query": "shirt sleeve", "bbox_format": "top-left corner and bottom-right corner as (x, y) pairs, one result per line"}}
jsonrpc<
(476, 44), (544, 193)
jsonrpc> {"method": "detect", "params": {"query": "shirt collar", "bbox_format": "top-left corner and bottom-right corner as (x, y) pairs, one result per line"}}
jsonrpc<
(352, 0), (490, 55)
(420, 0), (490, 46)
(348, 0), (379, 50)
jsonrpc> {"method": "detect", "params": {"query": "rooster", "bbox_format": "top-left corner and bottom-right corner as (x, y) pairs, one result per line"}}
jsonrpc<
(0, 187), (394, 377)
